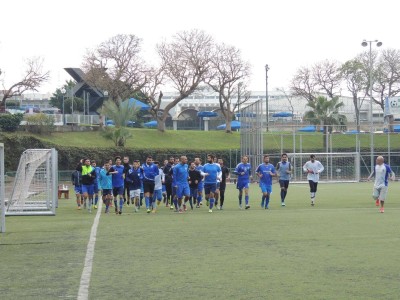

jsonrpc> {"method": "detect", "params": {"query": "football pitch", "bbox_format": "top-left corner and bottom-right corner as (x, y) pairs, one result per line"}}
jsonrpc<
(1, 182), (399, 299)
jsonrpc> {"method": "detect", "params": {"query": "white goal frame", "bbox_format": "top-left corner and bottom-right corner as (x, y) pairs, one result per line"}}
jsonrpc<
(0, 143), (5, 232)
(287, 152), (360, 183)
(6, 149), (58, 216)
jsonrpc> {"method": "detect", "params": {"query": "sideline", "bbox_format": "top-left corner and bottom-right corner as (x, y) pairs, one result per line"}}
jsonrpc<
(77, 200), (103, 300)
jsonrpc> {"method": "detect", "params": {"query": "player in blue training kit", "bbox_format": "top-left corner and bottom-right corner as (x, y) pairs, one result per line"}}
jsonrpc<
(275, 153), (292, 207)
(91, 160), (101, 209)
(173, 156), (190, 213)
(109, 156), (125, 214)
(256, 155), (276, 209)
(98, 161), (113, 213)
(125, 160), (143, 212)
(234, 155), (252, 209)
(141, 156), (160, 213)
(201, 154), (221, 213)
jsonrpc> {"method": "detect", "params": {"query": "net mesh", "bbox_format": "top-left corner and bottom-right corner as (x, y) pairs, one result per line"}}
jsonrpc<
(6, 149), (58, 216)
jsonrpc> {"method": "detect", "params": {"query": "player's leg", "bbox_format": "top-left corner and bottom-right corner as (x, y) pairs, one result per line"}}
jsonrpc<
(237, 181), (243, 208)
(219, 185), (225, 209)
(244, 184), (250, 209)
(379, 187), (388, 213)
(372, 187), (380, 207)
(279, 180), (286, 205)
(208, 184), (216, 212)
(308, 180), (315, 206)
(112, 188), (119, 213)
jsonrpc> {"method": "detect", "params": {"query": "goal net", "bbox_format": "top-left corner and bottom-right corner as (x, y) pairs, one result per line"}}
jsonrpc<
(6, 149), (58, 216)
(287, 152), (360, 183)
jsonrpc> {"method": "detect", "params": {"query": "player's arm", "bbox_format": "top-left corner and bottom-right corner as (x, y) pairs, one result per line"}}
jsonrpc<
(302, 162), (309, 173)
(367, 169), (375, 181)
(287, 162), (293, 174)
(270, 166), (277, 176)
(317, 162), (324, 174)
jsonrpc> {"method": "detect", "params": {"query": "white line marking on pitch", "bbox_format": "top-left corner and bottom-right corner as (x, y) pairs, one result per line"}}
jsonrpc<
(77, 201), (102, 300)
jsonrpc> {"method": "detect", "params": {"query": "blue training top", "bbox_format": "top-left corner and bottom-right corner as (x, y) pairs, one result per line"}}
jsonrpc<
(111, 164), (125, 188)
(202, 163), (221, 185)
(141, 162), (159, 181)
(234, 163), (252, 182)
(98, 168), (112, 190)
(173, 163), (189, 186)
(256, 163), (276, 185)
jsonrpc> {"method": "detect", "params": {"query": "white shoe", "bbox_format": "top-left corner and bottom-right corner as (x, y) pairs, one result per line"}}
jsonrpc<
(281, 202), (286, 207)
(217, 206), (221, 210)
(239, 204), (242, 209)
(209, 209), (212, 213)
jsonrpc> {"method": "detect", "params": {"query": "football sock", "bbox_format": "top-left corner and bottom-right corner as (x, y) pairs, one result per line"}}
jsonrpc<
(119, 198), (123, 211)
(238, 195), (242, 205)
(94, 196), (98, 205)
(265, 195), (270, 208)
(145, 197), (150, 209)
(281, 190), (285, 202)
(245, 195), (249, 205)
(209, 198), (214, 209)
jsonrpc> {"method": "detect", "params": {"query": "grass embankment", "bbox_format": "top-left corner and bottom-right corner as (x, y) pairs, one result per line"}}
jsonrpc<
(36, 129), (400, 151)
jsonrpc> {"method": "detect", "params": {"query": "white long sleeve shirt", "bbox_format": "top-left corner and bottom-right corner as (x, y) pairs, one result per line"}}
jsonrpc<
(154, 168), (165, 191)
(303, 160), (324, 182)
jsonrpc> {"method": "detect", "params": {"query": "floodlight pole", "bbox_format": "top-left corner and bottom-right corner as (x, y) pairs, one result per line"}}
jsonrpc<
(61, 87), (66, 125)
(362, 39), (382, 172)
(265, 64), (269, 132)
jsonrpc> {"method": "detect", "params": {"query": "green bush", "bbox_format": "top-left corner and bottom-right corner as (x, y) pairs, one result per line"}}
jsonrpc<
(24, 113), (55, 134)
(0, 113), (24, 132)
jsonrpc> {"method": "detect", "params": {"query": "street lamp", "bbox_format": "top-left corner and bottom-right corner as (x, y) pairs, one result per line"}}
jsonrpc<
(265, 64), (270, 132)
(362, 39), (382, 172)
(60, 87), (66, 125)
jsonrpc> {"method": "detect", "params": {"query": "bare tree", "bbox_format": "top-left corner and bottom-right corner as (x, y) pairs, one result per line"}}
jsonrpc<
(371, 48), (400, 110)
(291, 60), (342, 103)
(291, 66), (317, 102)
(82, 34), (147, 103)
(1, 57), (49, 108)
(151, 29), (213, 132)
(312, 60), (342, 98)
(206, 43), (251, 133)
(340, 57), (368, 131)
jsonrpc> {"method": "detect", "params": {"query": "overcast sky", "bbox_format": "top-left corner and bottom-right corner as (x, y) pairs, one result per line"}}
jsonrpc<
(1, 0), (399, 95)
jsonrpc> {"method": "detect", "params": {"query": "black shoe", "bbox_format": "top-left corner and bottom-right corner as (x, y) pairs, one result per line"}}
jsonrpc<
(119, 211), (122, 215)
(245, 205), (250, 210)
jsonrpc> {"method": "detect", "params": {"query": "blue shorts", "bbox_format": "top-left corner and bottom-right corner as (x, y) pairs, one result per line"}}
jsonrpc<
(113, 186), (124, 197)
(82, 184), (94, 195)
(177, 184), (190, 199)
(153, 189), (162, 201)
(204, 183), (217, 195)
(74, 185), (82, 195)
(260, 183), (272, 194)
(236, 180), (249, 190)
(198, 181), (204, 191)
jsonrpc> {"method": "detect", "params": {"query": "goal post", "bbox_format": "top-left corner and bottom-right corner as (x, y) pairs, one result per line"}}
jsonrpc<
(0, 143), (5, 232)
(287, 152), (360, 183)
(6, 148), (58, 216)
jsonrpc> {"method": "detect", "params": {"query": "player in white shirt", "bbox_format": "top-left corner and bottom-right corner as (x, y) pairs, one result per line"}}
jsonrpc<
(302, 154), (324, 206)
(152, 161), (165, 213)
(367, 156), (395, 213)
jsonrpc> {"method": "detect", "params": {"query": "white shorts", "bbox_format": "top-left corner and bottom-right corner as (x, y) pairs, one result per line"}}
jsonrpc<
(130, 189), (141, 198)
(373, 186), (388, 201)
